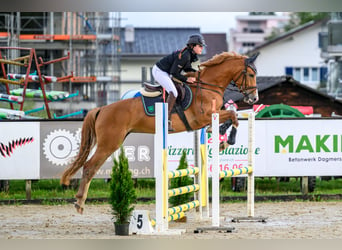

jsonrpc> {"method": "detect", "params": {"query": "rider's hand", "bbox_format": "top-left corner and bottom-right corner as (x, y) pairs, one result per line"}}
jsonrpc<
(187, 77), (196, 83)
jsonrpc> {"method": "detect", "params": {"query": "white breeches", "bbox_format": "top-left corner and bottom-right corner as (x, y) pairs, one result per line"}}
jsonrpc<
(152, 65), (178, 97)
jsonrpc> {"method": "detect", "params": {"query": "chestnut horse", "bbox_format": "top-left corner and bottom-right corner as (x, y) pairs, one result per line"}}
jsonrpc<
(60, 51), (259, 214)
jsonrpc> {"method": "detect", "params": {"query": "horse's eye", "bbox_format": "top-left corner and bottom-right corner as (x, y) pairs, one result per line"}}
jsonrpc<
(248, 74), (255, 78)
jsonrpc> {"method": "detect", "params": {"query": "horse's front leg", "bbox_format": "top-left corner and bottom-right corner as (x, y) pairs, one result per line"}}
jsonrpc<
(219, 119), (232, 136)
(217, 110), (239, 150)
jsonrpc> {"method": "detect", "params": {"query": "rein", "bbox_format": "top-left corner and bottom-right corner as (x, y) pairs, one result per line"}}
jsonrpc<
(188, 71), (224, 95)
(187, 61), (257, 112)
(187, 71), (225, 113)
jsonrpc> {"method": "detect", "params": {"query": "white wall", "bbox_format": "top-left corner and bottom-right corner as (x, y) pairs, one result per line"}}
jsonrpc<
(119, 59), (156, 96)
(254, 24), (324, 88)
(121, 59), (156, 82)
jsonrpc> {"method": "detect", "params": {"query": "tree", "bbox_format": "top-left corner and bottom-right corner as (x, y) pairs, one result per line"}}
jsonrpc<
(109, 146), (137, 226)
(284, 12), (330, 31)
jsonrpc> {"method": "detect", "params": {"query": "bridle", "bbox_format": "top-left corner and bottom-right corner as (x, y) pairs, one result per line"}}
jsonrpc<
(188, 58), (258, 99)
(230, 60), (258, 98)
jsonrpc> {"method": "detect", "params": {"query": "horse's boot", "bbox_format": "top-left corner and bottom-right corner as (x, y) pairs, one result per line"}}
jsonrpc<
(227, 126), (237, 145)
(166, 92), (177, 131)
(219, 120), (232, 135)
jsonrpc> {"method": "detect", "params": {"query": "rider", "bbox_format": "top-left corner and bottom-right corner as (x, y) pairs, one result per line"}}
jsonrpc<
(152, 34), (206, 131)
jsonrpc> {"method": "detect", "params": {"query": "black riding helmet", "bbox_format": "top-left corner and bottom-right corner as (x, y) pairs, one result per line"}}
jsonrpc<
(187, 34), (207, 47)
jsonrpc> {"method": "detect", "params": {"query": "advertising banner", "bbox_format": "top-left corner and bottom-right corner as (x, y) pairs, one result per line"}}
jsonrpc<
(205, 119), (342, 177)
(39, 121), (154, 179)
(0, 122), (40, 179)
(1, 118), (342, 179)
(257, 119), (342, 177)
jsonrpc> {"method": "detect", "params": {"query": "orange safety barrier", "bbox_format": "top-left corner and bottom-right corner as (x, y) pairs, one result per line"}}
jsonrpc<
(17, 34), (119, 41)
(0, 32), (10, 38)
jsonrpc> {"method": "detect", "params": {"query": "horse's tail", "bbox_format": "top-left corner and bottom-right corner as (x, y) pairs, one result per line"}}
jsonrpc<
(60, 107), (100, 186)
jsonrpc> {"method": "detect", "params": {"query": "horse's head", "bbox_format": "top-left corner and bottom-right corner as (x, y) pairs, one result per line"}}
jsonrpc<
(232, 52), (259, 105)
(197, 52), (259, 105)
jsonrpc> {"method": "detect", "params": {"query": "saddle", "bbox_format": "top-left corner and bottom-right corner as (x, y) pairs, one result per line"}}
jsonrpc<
(141, 80), (186, 102)
(140, 80), (193, 131)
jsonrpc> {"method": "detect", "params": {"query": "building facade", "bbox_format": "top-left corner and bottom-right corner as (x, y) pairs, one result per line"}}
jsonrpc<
(229, 13), (290, 54)
(247, 20), (328, 90)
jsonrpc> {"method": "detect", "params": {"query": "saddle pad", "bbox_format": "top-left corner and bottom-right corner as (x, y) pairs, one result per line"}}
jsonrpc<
(141, 84), (192, 116)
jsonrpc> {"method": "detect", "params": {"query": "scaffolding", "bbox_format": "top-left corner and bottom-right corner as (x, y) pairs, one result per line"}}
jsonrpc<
(0, 47), (75, 119)
(0, 12), (122, 117)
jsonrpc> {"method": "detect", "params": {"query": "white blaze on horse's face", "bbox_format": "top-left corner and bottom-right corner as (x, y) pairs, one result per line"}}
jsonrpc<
(244, 91), (259, 105)
(244, 73), (259, 105)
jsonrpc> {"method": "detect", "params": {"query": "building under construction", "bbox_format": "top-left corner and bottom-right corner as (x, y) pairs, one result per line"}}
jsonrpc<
(0, 12), (122, 118)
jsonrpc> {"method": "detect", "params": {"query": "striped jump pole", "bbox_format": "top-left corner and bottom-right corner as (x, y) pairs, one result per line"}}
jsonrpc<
(0, 93), (23, 103)
(10, 88), (70, 101)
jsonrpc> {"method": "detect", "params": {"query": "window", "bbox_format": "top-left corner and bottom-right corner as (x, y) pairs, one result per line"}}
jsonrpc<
(285, 67), (293, 75)
(247, 21), (262, 29)
(312, 68), (318, 82)
(242, 42), (255, 47)
(320, 67), (328, 82)
(285, 66), (326, 84)
(303, 67), (309, 82)
(293, 68), (301, 81)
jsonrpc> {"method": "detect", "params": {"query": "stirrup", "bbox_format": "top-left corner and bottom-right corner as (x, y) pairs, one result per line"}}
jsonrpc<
(168, 120), (175, 132)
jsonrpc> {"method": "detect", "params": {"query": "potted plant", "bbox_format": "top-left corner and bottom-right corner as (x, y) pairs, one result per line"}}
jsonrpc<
(109, 146), (137, 236)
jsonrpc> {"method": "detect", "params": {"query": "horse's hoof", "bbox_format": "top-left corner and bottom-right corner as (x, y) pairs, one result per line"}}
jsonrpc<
(219, 141), (229, 151)
(74, 202), (84, 215)
(227, 137), (236, 145)
(206, 126), (212, 133)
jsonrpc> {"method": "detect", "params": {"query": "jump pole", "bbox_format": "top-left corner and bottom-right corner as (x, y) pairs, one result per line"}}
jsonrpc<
(197, 127), (210, 219)
(154, 102), (169, 233)
(211, 99), (220, 227)
(154, 102), (208, 234)
(130, 102), (209, 235)
(247, 111), (255, 217)
(194, 99), (236, 233)
(210, 101), (256, 227)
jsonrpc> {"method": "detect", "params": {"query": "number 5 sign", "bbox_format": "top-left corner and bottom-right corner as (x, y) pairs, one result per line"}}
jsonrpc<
(129, 210), (155, 235)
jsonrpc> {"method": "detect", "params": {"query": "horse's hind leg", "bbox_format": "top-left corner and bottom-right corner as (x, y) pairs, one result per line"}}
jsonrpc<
(73, 127), (128, 214)
(74, 151), (110, 214)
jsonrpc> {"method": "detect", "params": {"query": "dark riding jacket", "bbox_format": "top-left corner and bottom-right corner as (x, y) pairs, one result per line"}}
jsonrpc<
(156, 48), (198, 83)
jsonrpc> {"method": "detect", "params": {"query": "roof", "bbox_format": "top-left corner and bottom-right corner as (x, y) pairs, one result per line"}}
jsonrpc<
(117, 27), (205, 56)
(100, 27), (232, 61)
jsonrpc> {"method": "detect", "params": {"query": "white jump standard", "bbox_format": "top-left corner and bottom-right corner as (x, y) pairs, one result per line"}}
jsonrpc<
(130, 102), (209, 235)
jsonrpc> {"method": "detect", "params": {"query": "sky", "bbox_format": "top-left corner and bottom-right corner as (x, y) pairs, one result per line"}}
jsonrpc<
(119, 12), (249, 34)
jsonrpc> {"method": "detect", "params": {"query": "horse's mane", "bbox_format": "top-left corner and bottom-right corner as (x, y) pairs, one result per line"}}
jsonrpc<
(200, 51), (246, 68)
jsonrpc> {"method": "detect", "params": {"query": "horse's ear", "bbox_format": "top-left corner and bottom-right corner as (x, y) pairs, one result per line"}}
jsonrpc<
(248, 52), (260, 63)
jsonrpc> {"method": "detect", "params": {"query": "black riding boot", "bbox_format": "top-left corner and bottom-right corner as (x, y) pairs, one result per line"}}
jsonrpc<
(166, 92), (177, 131)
